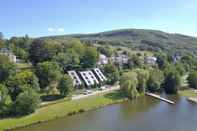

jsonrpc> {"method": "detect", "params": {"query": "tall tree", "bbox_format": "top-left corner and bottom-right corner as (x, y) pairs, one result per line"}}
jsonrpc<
(147, 69), (164, 92)
(163, 71), (181, 94)
(120, 71), (139, 99)
(134, 69), (149, 93)
(58, 75), (74, 97)
(29, 39), (62, 64)
(81, 46), (99, 68)
(35, 61), (62, 92)
(0, 55), (16, 83)
(104, 63), (119, 85)
(0, 84), (13, 117)
(6, 70), (40, 100)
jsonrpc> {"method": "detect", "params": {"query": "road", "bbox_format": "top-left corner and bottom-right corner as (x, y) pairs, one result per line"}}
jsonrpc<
(71, 85), (120, 100)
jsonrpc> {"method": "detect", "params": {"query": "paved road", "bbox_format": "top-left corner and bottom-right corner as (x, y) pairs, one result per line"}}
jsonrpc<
(71, 85), (120, 100)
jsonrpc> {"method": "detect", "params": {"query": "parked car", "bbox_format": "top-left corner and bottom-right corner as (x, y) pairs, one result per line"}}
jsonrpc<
(83, 90), (92, 95)
(99, 86), (106, 90)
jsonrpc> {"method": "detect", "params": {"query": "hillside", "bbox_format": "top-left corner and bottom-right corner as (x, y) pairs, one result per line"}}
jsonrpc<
(41, 29), (197, 55)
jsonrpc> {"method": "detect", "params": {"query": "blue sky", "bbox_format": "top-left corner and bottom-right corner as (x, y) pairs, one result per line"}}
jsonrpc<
(0, 0), (197, 38)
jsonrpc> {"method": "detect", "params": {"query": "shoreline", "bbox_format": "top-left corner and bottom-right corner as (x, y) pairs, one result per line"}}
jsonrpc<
(0, 90), (127, 131)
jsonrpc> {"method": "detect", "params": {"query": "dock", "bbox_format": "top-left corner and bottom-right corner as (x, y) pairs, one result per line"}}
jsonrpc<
(146, 92), (175, 105)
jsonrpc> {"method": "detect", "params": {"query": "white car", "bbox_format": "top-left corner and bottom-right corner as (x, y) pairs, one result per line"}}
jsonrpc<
(83, 90), (92, 95)
(100, 86), (106, 90)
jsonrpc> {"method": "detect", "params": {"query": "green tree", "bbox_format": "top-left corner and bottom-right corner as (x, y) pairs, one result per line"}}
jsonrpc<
(6, 71), (40, 100)
(13, 88), (41, 116)
(36, 61), (62, 92)
(53, 49), (80, 71)
(156, 53), (168, 70)
(104, 64), (119, 85)
(13, 47), (28, 61)
(0, 55), (16, 82)
(120, 71), (139, 99)
(58, 75), (74, 97)
(188, 71), (197, 89)
(81, 46), (99, 68)
(175, 62), (186, 76)
(66, 39), (85, 58)
(134, 69), (149, 93)
(163, 71), (181, 94)
(128, 54), (143, 69)
(0, 84), (13, 117)
(29, 39), (62, 64)
(97, 46), (113, 57)
(147, 69), (164, 92)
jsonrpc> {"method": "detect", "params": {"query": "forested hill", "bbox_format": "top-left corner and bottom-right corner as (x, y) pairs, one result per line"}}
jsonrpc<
(41, 29), (197, 55)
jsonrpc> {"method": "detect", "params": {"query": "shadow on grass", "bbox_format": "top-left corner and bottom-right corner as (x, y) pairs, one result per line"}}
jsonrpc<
(41, 94), (63, 102)
(104, 90), (126, 100)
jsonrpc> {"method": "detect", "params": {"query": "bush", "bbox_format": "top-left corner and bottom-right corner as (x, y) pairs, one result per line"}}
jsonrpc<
(78, 108), (85, 113)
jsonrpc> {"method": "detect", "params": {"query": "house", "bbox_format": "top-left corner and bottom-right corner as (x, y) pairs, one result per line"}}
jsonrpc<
(93, 68), (107, 82)
(67, 68), (107, 88)
(80, 70), (99, 87)
(68, 70), (82, 87)
(145, 56), (157, 65)
(0, 48), (16, 63)
(111, 54), (129, 65)
(97, 54), (108, 65)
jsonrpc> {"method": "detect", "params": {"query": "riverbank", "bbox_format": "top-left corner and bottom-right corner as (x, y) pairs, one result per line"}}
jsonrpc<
(179, 89), (197, 98)
(0, 90), (127, 131)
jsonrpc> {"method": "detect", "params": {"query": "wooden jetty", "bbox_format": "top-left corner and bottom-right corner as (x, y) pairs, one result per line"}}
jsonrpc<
(146, 92), (175, 105)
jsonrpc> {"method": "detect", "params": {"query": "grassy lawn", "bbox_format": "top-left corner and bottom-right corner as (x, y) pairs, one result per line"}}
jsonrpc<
(179, 89), (197, 98)
(0, 90), (126, 131)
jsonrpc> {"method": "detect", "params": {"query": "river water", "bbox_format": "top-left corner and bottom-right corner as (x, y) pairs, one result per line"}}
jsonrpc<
(15, 96), (197, 131)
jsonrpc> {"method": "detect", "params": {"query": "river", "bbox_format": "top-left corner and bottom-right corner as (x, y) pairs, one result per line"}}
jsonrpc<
(15, 96), (197, 131)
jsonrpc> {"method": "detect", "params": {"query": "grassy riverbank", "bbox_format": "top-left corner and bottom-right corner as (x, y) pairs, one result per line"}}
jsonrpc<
(179, 89), (197, 98)
(0, 90), (126, 131)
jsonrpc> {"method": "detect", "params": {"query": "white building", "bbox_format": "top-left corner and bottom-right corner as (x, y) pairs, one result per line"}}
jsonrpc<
(68, 71), (82, 87)
(145, 56), (157, 65)
(80, 70), (99, 87)
(0, 48), (16, 63)
(111, 54), (129, 65)
(93, 68), (107, 82)
(97, 54), (108, 65)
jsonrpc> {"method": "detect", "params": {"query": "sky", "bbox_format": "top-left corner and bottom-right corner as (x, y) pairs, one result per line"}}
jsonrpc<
(0, 0), (197, 38)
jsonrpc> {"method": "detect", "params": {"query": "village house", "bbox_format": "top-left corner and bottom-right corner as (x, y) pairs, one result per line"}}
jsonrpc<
(97, 54), (108, 65)
(144, 56), (157, 65)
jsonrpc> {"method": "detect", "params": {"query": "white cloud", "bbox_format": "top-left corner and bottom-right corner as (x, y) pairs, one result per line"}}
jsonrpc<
(48, 27), (54, 32)
(57, 28), (65, 32)
(47, 27), (65, 33)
